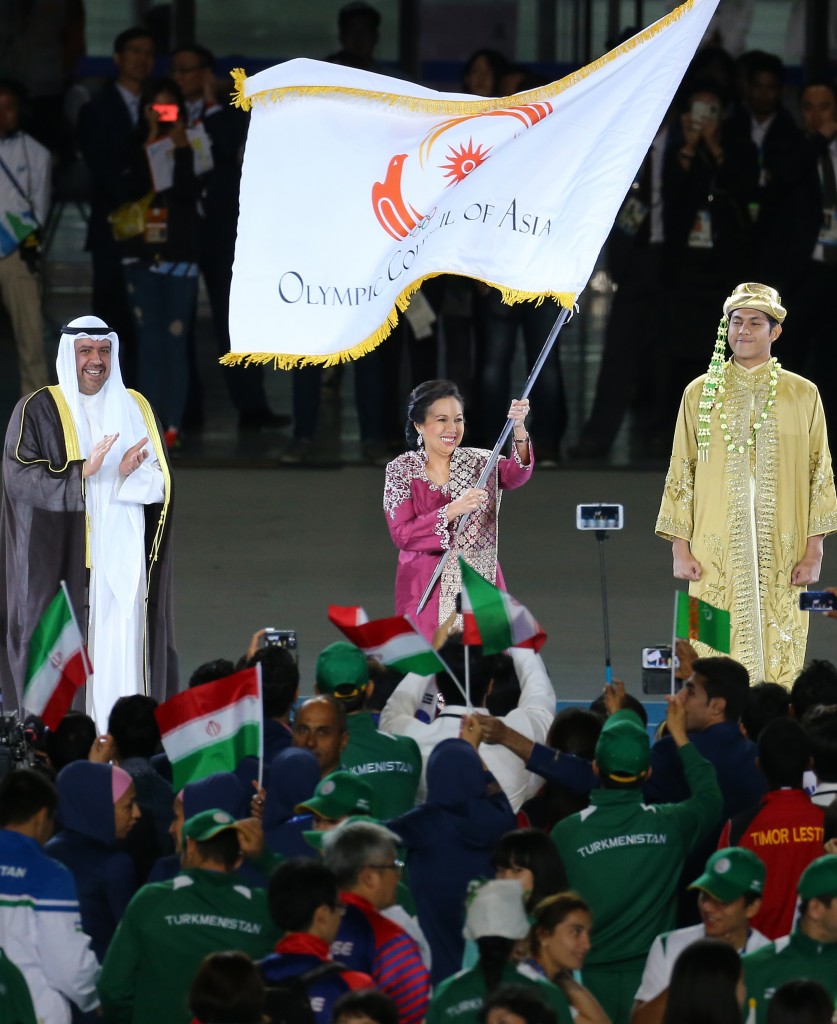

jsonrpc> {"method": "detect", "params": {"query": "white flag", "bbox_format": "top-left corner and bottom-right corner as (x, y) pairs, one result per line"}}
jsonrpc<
(227, 0), (719, 368)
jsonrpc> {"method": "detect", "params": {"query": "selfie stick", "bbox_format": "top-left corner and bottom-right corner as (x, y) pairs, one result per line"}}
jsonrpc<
(595, 530), (614, 684)
(416, 305), (573, 615)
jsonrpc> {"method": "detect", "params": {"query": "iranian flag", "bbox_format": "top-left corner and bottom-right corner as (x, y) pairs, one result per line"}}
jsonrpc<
(154, 667), (262, 791)
(24, 583), (90, 730)
(459, 558), (547, 655)
(675, 592), (731, 653)
(328, 605), (445, 676)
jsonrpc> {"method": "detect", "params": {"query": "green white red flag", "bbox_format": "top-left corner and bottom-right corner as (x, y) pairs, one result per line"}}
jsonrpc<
(154, 667), (262, 791)
(675, 592), (731, 653)
(459, 558), (547, 656)
(328, 605), (445, 676)
(24, 583), (90, 730)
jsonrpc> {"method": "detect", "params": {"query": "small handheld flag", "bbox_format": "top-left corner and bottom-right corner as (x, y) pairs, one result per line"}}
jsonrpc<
(675, 592), (731, 654)
(155, 667), (263, 791)
(24, 583), (91, 730)
(459, 558), (547, 656)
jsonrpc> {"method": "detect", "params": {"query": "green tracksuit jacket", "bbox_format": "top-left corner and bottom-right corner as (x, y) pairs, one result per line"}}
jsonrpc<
(342, 713), (423, 818)
(425, 963), (573, 1024)
(551, 742), (723, 968)
(98, 868), (280, 1024)
(743, 929), (837, 1024)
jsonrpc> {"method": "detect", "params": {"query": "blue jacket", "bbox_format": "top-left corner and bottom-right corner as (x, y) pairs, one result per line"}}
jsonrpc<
(46, 762), (137, 960)
(387, 738), (516, 985)
(262, 748), (320, 860)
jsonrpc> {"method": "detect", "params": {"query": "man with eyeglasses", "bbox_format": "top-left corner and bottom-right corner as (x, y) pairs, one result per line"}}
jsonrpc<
(323, 821), (430, 1024)
(260, 860), (373, 1024)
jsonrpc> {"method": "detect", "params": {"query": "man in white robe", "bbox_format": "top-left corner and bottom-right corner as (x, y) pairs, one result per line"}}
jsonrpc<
(0, 315), (178, 726)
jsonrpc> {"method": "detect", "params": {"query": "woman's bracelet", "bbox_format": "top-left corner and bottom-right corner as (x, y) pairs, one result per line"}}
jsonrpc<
(513, 434), (529, 445)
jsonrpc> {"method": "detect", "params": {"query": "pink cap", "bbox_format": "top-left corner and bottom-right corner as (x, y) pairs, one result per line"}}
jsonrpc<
(111, 766), (133, 804)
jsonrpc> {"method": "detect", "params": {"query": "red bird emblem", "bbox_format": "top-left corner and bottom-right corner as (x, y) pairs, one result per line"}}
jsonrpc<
(371, 154), (424, 241)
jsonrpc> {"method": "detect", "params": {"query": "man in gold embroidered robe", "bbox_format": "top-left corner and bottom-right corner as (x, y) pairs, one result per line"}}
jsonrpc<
(656, 283), (837, 686)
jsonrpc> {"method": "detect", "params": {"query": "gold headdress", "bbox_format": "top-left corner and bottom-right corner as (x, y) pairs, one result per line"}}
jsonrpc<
(697, 283), (786, 461)
(722, 282), (787, 323)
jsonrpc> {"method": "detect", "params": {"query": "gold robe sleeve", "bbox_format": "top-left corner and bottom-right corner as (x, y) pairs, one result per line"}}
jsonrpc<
(807, 390), (837, 538)
(655, 380), (701, 542)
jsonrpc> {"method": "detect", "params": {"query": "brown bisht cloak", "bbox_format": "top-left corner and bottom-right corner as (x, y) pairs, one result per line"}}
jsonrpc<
(0, 386), (178, 715)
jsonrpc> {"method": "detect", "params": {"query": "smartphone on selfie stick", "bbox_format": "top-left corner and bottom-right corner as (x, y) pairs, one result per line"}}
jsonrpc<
(577, 504), (625, 686)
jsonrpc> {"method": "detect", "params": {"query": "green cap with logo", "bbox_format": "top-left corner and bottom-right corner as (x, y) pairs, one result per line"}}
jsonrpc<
(798, 854), (837, 900)
(303, 813), (379, 850)
(296, 770), (374, 820)
(181, 808), (244, 842)
(689, 848), (765, 902)
(316, 642), (369, 699)
(595, 709), (650, 779)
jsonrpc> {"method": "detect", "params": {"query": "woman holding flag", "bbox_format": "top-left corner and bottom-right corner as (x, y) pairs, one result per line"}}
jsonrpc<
(383, 379), (532, 640)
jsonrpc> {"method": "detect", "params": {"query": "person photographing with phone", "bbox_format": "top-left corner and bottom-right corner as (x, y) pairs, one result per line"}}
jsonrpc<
(112, 77), (204, 450)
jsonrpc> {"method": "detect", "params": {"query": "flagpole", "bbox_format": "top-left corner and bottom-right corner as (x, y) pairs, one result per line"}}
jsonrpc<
(255, 663), (265, 794)
(416, 305), (573, 615)
(464, 643), (471, 710)
(671, 591), (679, 696)
(58, 578), (98, 725)
(405, 614), (470, 707)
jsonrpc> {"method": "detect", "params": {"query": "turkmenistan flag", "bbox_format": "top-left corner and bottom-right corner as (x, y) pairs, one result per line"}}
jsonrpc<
(459, 558), (547, 656)
(154, 667), (262, 790)
(675, 592), (731, 653)
(328, 605), (446, 676)
(24, 584), (90, 730)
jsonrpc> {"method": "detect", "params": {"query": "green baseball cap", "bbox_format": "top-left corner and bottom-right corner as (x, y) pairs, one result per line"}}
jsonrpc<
(296, 770), (374, 820)
(316, 642), (368, 698)
(689, 848), (765, 902)
(595, 709), (650, 779)
(303, 813), (379, 850)
(798, 855), (837, 900)
(181, 808), (244, 842)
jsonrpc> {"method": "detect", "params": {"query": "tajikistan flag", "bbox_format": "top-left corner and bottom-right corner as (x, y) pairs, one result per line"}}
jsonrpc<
(459, 558), (547, 655)
(328, 605), (445, 676)
(155, 667), (262, 791)
(24, 583), (90, 730)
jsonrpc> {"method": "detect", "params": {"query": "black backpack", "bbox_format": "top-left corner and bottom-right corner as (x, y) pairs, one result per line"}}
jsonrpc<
(263, 961), (346, 1024)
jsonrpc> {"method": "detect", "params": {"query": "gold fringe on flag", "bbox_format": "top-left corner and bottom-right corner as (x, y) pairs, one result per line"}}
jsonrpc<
(231, 0), (695, 113)
(219, 274), (576, 370)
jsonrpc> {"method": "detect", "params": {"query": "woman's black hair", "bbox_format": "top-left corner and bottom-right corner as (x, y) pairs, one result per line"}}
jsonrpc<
(333, 990), (400, 1024)
(661, 940), (742, 1024)
(529, 892), (590, 958)
(137, 77), (187, 141)
(462, 49), (510, 95)
(484, 653), (521, 717)
(491, 829), (568, 910)
(477, 936), (515, 994)
(189, 951), (264, 1023)
(478, 986), (558, 1024)
(767, 979), (833, 1024)
(404, 379), (464, 450)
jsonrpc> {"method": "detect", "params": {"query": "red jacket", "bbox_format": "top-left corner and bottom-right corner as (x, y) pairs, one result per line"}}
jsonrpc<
(719, 788), (824, 939)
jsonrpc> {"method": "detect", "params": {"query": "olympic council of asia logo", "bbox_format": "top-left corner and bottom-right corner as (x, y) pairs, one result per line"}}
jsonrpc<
(371, 101), (553, 240)
(206, 720), (222, 737)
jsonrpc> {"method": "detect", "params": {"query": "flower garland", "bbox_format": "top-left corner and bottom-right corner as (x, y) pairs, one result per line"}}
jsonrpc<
(697, 316), (729, 461)
(697, 315), (780, 459)
(718, 357), (780, 454)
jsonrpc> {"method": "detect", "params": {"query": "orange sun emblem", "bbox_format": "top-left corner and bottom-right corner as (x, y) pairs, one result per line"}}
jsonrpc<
(439, 138), (492, 187)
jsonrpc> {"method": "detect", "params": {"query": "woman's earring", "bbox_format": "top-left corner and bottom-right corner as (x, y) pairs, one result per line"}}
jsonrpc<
(417, 433), (424, 448)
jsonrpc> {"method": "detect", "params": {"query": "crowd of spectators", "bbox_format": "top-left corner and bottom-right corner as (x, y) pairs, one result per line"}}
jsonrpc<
(1, 624), (837, 1024)
(7, 5), (837, 463)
